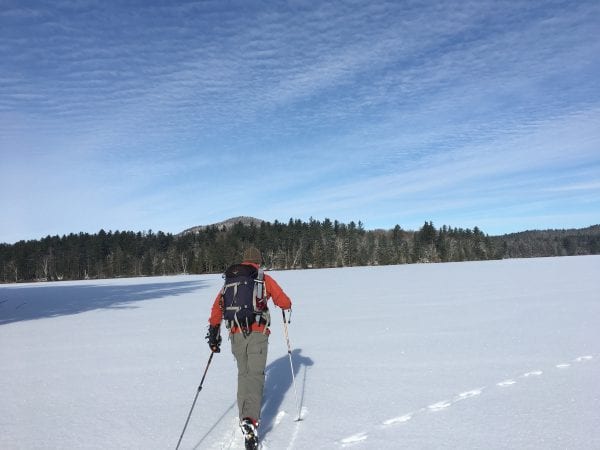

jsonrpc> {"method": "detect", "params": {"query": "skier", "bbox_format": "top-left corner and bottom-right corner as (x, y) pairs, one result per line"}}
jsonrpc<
(206, 247), (292, 449)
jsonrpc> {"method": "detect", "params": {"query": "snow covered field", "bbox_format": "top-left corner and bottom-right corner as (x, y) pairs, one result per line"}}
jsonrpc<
(1, 256), (599, 449)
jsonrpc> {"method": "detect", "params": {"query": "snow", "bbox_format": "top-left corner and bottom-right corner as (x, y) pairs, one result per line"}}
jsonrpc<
(1, 256), (599, 449)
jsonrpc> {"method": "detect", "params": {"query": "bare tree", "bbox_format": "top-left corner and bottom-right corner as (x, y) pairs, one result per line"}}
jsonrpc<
(7, 260), (18, 282)
(180, 252), (188, 274)
(40, 254), (52, 281)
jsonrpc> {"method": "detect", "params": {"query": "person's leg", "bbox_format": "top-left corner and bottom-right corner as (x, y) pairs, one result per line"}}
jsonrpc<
(244, 333), (268, 421)
(231, 332), (268, 421)
(231, 333), (249, 418)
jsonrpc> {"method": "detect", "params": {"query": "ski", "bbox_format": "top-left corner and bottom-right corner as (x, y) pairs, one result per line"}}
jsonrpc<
(244, 436), (258, 450)
(240, 418), (259, 450)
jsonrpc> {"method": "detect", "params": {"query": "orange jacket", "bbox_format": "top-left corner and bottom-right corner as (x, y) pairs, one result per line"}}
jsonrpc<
(209, 262), (292, 334)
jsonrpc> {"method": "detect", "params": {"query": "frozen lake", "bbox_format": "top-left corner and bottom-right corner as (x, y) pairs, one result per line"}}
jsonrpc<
(1, 256), (599, 449)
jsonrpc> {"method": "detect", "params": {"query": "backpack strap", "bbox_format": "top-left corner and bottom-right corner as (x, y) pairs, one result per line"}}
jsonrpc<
(223, 281), (241, 320)
(253, 268), (271, 333)
(254, 268), (265, 299)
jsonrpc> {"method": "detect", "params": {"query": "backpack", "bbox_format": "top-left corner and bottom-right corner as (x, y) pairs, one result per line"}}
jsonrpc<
(221, 263), (269, 332)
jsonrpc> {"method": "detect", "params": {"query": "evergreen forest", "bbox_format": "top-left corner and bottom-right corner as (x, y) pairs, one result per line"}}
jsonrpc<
(1, 218), (599, 283)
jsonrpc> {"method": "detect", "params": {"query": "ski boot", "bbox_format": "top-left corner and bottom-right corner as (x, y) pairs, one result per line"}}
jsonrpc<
(240, 417), (259, 450)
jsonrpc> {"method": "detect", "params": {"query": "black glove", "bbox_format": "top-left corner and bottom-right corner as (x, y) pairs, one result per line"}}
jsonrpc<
(206, 325), (222, 353)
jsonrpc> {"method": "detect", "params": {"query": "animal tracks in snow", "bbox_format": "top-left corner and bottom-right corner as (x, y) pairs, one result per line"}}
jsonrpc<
(455, 389), (483, 401)
(337, 354), (595, 447)
(340, 432), (368, 447)
(340, 388), (485, 446)
(428, 400), (452, 412)
(382, 414), (413, 426)
(522, 370), (543, 378)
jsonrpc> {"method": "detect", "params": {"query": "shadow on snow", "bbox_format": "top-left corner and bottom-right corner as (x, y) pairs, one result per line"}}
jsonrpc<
(191, 348), (314, 448)
(261, 348), (314, 438)
(0, 279), (209, 325)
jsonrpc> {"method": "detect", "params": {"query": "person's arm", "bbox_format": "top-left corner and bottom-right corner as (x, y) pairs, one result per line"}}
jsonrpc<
(264, 274), (292, 309)
(208, 292), (223, 326)
(206, 292), (223, 352)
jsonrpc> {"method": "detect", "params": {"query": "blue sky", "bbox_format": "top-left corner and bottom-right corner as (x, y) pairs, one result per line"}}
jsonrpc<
(1, 0), (599, 243)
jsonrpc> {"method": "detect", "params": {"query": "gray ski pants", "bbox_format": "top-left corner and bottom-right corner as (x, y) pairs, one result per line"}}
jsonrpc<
(231, 332), (269, 421)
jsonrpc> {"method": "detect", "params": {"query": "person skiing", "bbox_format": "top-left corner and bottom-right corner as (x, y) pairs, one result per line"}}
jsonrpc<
(206, 246), (292, 449)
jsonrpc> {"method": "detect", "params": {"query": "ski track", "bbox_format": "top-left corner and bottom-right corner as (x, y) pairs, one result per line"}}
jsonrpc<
(284, 406), (308, 450)
(337, 354), (595, 447)
(207, 404), (307, 450)
(220, 417), (241, 450)
(210, 404), (304, 449)
(274, 411), (286, 426)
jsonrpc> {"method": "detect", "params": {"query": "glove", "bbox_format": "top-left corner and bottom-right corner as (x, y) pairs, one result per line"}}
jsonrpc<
(206, 325), (222, 353)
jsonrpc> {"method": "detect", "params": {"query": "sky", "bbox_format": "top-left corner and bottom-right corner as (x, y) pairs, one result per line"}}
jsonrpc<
(1, 0), (599, 244)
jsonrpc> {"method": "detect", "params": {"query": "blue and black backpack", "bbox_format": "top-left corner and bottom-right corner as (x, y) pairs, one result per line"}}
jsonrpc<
(221, 264), (269, 333)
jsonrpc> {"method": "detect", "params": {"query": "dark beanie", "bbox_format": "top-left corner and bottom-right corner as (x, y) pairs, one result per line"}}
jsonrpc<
(243, 247), (262, 264)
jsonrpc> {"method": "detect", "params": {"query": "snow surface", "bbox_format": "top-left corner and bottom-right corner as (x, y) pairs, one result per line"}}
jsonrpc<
(1, 256), (599, 449)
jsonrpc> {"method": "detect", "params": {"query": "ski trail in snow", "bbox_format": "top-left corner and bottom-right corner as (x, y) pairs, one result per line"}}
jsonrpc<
(574, 355), (593, 362)
(285, 419), (301, 450)
(274, 410), (286, 426)
(556, 363), (571, 369)
(261, 409), (287, 448)
(299, 406), (308, 420)
(217, 417), (241, 450)
(497, 379), (516, 387)
(285, 407), (307, 450)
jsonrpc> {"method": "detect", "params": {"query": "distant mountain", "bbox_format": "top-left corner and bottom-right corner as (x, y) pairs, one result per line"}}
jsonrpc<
(179, 216), (265, 235)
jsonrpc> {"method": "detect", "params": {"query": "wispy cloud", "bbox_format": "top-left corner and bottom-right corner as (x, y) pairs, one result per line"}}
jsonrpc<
(1, 0), (599, 242)
(544, 181), (600, 193)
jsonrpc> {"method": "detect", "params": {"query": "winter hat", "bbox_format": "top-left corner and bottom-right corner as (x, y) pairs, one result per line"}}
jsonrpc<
(243, 247), (262, 264)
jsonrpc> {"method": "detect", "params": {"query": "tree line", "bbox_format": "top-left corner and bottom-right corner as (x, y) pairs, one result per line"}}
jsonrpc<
(490, 226), (600, 258)
(1, 219), (599, 283)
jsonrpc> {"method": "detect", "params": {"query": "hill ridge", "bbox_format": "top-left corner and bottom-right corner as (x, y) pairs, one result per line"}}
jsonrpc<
(179, 216), (265, 235)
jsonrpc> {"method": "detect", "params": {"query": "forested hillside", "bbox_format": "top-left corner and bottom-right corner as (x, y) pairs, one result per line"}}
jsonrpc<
(491, 226), (600, 258)
(1, 219), (598, 283)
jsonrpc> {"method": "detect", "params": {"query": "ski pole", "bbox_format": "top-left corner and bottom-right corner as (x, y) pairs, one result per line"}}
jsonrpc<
(175, 351), (214, 450)
(282, 309), (302, 421)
